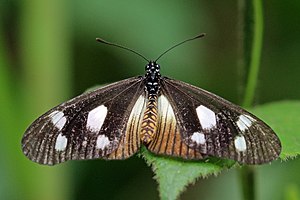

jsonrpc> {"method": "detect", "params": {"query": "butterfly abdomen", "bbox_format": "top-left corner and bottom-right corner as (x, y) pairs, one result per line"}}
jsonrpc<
(140, 94), (158, 144)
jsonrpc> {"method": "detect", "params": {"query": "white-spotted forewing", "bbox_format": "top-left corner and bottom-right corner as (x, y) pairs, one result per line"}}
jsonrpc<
(21, 35), (281, 165)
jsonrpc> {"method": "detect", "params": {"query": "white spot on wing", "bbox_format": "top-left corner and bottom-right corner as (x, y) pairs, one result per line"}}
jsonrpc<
(196, 105), (216, 129)
(96, 134), (110, 150)
(236, 114), (255, 132)
(158, 95), (175, 119)
(129, 95), (146, 118)
(56, 117), (67, 130)
(49, 111), (61, 122)
(49, 111), (67, 130)
(234, 135), (247, 152)
(82, 140), (87, 147)
(55, 133), (68, 151)
(159, 95), (169, 109)
(87, 105), (108, 133)
(191, 132), (206, 144)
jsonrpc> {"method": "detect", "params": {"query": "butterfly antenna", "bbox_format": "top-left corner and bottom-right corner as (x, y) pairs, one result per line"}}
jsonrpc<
(96, 38), (149, 62)
(155, 33), (206, 62)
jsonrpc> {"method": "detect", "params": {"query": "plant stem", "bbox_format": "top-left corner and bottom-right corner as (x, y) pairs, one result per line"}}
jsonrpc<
(20, 1), (72, 199)
(237, 0), (264, 200)
(242, 0), (264, 108)
(240, 166), (255, 200)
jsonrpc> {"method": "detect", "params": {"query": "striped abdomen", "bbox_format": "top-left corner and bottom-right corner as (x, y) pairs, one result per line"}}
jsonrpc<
(140, 95), (158, 144)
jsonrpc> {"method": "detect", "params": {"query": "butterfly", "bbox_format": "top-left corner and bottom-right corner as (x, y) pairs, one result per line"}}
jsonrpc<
(21, 34), (281, 165)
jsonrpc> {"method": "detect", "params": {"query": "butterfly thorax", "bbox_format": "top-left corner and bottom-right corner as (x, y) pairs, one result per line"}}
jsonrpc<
(141, 61), (161, 144)
(144, 61), (161, 94)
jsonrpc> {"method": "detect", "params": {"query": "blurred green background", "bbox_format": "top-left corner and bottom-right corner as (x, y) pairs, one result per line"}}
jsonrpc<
(1, 1), (300, 199)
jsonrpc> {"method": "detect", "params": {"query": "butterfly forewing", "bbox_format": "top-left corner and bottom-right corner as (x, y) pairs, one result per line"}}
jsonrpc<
(22, 77), (145, 165)
(161, 77), (281, 164)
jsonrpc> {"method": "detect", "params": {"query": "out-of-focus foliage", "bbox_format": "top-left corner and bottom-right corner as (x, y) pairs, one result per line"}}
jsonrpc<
(0, 1), (300, 200)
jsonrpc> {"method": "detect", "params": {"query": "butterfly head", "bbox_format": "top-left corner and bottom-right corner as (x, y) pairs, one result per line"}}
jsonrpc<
(145, 61), (160, 74)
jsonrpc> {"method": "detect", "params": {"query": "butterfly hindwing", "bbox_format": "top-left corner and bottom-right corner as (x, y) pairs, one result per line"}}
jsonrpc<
(147, 95), (203, 160)
(161, 77), (281, 164)
(22, 77), (145, 165)
(108, 94), (147, 159)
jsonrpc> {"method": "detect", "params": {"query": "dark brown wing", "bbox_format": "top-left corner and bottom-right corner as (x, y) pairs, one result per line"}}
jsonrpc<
(160, 77), (281, 164)
(22, 77), (145, 165)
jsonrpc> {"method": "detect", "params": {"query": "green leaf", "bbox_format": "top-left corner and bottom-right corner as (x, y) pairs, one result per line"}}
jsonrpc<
(140, 100), (300, 199)
(139, 147), (235, 200)
(250, 100), (300, 160)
